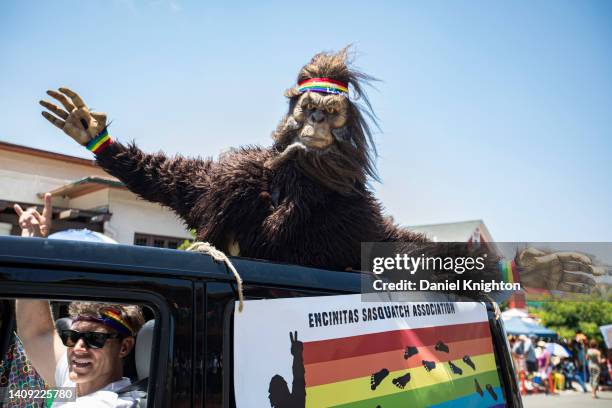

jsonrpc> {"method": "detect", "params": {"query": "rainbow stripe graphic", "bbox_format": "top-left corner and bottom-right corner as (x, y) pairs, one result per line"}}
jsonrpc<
(303, 321), (505, 407)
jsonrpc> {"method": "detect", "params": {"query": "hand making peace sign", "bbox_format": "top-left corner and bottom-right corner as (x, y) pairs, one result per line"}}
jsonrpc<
(289, 331), (303, 356)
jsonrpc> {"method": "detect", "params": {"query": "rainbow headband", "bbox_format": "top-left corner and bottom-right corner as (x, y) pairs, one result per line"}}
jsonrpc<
(73, 307), (134, 336)
(297, 77), (349, 96)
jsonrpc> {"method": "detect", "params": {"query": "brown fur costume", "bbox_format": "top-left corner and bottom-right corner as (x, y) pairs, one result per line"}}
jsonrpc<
(40, 49), (605, 298)
(95, 49), (496, 280)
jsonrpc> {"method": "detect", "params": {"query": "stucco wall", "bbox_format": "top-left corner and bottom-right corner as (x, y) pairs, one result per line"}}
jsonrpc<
(69, 189), (110, 210)
(0, 168), (68, 204)
(0, 149), (106, 204)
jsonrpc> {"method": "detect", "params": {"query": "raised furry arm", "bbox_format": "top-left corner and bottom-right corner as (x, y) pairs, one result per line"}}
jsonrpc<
(95, 141), (213, 227)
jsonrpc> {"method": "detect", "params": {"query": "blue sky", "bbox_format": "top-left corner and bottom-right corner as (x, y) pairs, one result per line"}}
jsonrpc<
(1, 0), (611, 241)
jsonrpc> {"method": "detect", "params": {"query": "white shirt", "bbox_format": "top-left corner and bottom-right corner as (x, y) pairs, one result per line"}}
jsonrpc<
(52, 353), (139, 408)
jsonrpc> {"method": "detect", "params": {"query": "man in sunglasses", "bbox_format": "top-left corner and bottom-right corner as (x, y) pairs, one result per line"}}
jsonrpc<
(16, 299), (144, 407)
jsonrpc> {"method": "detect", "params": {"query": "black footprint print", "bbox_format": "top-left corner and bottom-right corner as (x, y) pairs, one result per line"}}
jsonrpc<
(475, 379), (483, 397)
(485, 384), (498, 401)
(392, 372), (411, 389)
(448, 361), (463, 375)
(422, 360), (436, 372)
(404, 346), (418, 359)
(434, 341), (449, 353)
(370, 368), (389, 390)
(463, 355), (476, 370)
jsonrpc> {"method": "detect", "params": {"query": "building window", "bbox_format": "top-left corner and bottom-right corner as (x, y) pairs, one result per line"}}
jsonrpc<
(134, 236), (148, 246)
(134, 233), (186, 249)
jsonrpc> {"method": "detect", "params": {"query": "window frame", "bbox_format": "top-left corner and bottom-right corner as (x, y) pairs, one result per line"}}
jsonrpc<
(0, 300), (15, 366)
(133, 233), (186, 249)
(0, 281), (172, 408)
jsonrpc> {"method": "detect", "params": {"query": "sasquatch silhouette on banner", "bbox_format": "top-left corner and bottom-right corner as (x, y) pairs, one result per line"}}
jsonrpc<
(268, 331), (305, 408)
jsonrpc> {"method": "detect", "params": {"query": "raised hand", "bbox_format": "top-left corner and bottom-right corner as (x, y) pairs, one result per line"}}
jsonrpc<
(289, 331), (303, 356)
(517, 247), (605, 293)
(40, 88), (107, 145)
(14, 193), (53, 238)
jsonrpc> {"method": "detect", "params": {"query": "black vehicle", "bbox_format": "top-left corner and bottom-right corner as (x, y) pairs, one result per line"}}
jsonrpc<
(0, 236), (522, 407)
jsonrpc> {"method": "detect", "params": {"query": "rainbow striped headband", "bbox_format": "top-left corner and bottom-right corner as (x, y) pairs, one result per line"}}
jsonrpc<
(297, 77), (349, 96)
(73, 307), (134, 336)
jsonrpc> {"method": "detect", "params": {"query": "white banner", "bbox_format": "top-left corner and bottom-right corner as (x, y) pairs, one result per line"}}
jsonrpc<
(234, 294), (505, 408)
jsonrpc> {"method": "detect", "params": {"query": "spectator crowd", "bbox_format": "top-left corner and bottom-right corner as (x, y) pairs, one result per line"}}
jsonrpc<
(509, 331), (612, 399)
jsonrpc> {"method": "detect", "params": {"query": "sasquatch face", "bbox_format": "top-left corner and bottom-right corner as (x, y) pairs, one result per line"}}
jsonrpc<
(267, 48), (379, 194)
(291, 92), (349, 149)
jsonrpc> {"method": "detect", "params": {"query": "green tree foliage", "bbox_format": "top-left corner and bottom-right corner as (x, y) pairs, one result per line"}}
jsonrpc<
(178, 229), (196, 250)
(531, 301), (612, 343)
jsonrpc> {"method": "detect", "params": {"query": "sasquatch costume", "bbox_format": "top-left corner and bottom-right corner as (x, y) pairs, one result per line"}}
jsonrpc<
(39, 49), (500, 287)
(96, 50), (434, 271)
(40, 49), (605, 296)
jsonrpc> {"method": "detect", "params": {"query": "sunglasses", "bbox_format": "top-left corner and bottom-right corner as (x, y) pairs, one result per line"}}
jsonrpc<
(59, 329), (123, 349)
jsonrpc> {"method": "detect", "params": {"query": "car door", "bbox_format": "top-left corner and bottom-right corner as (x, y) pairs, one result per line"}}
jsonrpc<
(200, 259), (521, 408)
(0, 254), (194, 408)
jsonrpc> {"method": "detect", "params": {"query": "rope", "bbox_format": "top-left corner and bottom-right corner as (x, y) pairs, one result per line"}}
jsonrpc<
(484, 294), (501, 320)
(187, 242), (244, 312)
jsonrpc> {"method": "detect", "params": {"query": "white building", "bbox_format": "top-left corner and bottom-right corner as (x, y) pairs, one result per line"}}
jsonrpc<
(0, 141), (192, 247)
(408, 219), (495, 244)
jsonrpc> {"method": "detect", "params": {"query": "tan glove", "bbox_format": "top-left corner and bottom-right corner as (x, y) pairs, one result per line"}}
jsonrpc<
(517, 247), (605, 293)
(40, 88), (107, 146)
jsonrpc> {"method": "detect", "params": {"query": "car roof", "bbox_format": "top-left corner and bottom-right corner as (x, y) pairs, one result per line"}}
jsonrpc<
(0, 236), (360, 292)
